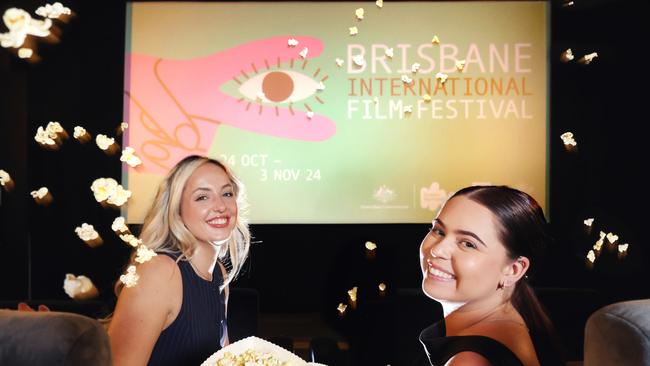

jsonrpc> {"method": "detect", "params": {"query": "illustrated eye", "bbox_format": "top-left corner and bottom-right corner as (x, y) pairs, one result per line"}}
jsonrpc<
(238, 70), (320, 104)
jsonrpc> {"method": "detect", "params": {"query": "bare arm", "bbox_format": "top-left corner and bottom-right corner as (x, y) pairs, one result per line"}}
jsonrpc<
(108, 255), (181, 366)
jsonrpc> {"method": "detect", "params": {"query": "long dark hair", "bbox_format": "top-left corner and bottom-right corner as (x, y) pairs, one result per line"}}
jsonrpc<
(452, 185), (565, 365)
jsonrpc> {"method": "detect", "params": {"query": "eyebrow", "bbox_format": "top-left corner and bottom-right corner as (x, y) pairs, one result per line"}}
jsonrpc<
(192, 184), (233, 194)
(434, 218), (488, 247)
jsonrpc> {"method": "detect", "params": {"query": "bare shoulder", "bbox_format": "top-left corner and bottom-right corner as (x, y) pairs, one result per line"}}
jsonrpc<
(460, 321), (539, 366)
(447, 351), (493, 366)
(117, 254), (181, 302)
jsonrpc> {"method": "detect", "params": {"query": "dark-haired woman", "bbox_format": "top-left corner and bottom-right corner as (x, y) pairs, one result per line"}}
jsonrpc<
(419, 186), (564, 366)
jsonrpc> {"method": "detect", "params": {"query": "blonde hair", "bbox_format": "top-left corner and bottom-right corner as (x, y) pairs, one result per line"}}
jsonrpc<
(121, 155), (250, 292)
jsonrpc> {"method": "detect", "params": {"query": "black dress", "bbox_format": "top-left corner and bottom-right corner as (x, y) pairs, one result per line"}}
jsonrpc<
(147, 253), (227, 366)
(418, 320), (525, 366)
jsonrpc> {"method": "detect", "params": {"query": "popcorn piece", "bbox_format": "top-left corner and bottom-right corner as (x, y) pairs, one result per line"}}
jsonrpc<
(1, 8), (52, 49)
(120, 233), (142, 247)
(315, 81), (326, 91)
(401, 74), (413, 84)
(618, 243), (629, 253)
(349, 26), (358, 36)
(606, 232), (618, 244)
(306, 111), (314, 119)
(35, 2), (71, 19)
(120, 265), (139, 288)
(422, 94), (432, 103)
(0, 169), (11, 187)
(562, 1), (574, 7)
(431, 35), (440, 44)
(376, 0), (383, 8)
(580, 52), (598, 65)
(63, 274), (98, 300)
(378, 283), (387, 292)
(18, 47), (32, 58)
(355, 8), (364, 20)
(561, 48), (574, 62)
(584, 218), (594, 227)
(352, 54), (365, 67)
(435, 72), (448, 84)
(587, 250), (596, 263)
(120, 147), (142, 168)
(287, 38), (298, 47)
(30, 186), (48, 199)
(106, 185), (132, 206)
(455, 59), (466, 72)
(347, 286), (358, 302)
(298, 47), (308, 59)
(365, 241), (377, 250)
(95, 134), (115, 150)
(34, 126), (56, 146)
(46, 121), (64, 135)
(560, 132), (577, 147)
(120, 122), (128, 131)
(91, 177), (119, 202)
(337, 303), (348, 314)
(593, 231), (606, 251)
(75, 223), (102, 247)
(385, 47), (394, 58)
(335, 58), (344, 67)
(411, 62), (421, 73)
(404, 105), (413, 114)
(111, 216), (129, 233)
(73, 126), (88, 140)
(135, 245), (157, 264)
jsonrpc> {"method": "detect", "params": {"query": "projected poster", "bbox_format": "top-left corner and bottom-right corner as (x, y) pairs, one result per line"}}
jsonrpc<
(123, 1), (548, 223)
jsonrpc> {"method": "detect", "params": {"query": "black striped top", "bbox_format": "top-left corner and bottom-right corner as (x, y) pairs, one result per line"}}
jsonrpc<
(147, 253), (227, 366)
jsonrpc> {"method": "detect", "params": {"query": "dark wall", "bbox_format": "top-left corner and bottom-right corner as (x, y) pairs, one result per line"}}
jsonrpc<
(1, 1), (648, 316)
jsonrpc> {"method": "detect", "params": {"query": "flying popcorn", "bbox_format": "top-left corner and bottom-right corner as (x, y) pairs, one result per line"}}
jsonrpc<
(337, 303), (347, 314)
(95, 134), (115, 151)
(431, 35), (440, 44)
(287, 38), (298, 47)
(455, 59), (466, 72)
(298, 47), (308, 59)
(365, 241), (377, 250)
(120, 265), (139, 288)
(335, 58), (344, 67)
(120, 147), (142, 168)
(385, 47), (394, 58)
(35, 2), (71, 19)
(75, 223), (102, 247)
(593, 231), (606, 251)
(306, 111), (314, 120)
(34, 126), (57, 147)
(73, 126), (90, 142)
(120, 233), (142, 247)
(119, 122), (128, 132)
(618, 243), (629, 253)
(352, 54), (365, 67)
(106, 185), (132, 206)
(561, 49), (574, 62)
(411, 62), (421, 73)
(606, 232), (618, 244)
(401, 74), (413, 84)
(0, 169), (12, 189)
(378, 283), (387, 292)
(435, 72), (448, 84)
(376, 0), (383, 8)
(560, 132), (577, 147)
(584, 218), (594, 226)
(315, 81), (326, 91)
(111, 216), (129, 233)
(135, 245), (157, 264)
(404, 105), (413, 114)
(579, 52), (598, 65)
(63, 274), (98, 300)
(18, 47), (32, 58)
(91, 177), (119, 202)
(30, 186), (52, 205)
(349, 26), (358, 36)
(587, 250), (596, 263)
(0, 8), (52, 49)
(355, 8), (364, 20)
(422, 94), (432, 102)
(347, 286), (358, 302)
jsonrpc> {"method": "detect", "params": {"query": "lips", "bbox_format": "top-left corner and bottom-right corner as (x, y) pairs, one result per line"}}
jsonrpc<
(206, 216), (230, 228)
(425, 258), (456, 281)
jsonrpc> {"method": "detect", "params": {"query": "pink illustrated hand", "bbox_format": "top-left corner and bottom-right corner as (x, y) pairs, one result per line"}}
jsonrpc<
(125, 36), (336, 173)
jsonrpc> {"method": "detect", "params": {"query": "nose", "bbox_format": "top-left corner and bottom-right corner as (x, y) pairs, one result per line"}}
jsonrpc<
(212, 197), (227, 213)
(425, 235), (452, 260)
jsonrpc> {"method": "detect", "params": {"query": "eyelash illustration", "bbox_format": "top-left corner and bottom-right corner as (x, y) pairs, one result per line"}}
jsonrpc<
(125, 36), (336, 173)
(234, 61), (328, 116)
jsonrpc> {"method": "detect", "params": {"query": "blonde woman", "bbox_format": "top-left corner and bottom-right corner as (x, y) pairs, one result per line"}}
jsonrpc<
(108, 155), (250, 366)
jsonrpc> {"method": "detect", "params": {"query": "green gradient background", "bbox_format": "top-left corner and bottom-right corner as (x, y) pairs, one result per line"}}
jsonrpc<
(127, 1), (547, 223)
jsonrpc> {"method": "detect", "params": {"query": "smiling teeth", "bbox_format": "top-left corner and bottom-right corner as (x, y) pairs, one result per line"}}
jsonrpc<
(208, 218), (227, 225)
(428, 266), (454, 279)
